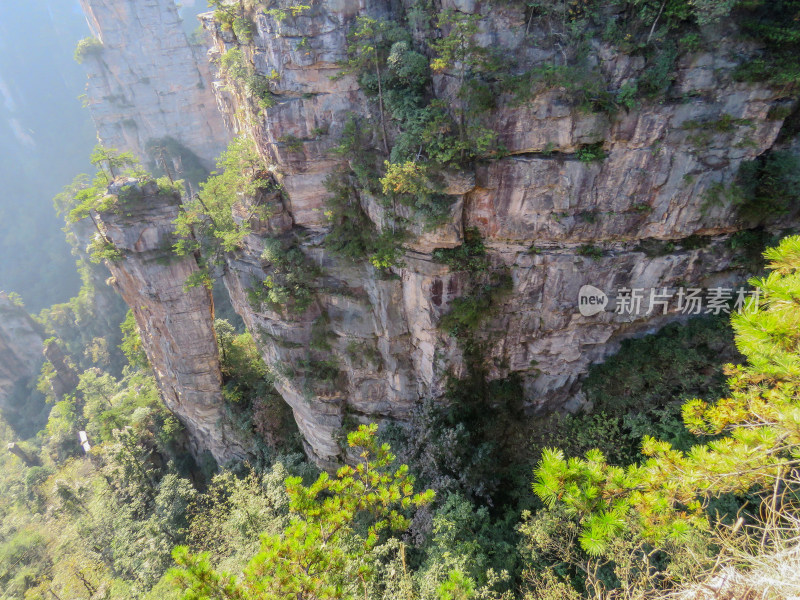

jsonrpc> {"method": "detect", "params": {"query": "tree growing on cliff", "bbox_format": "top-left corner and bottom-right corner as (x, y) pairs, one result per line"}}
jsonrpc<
(120, 309), (149, 370)
(74, 36), (103, 64)
(527, 234), (800, 595)
(338, 17), (408, 154)
(172, 136), (273, 288)
(89, 144), (139, 182)
(170, 424), (435, 600)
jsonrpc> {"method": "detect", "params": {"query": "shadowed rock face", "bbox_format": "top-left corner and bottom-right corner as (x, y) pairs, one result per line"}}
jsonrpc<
(94, 180), (247, 464)
(43, 341), (79, 400)
(0, 293), (44, 406)
(78, 0), (230, 169)
(198, 0), (799, 466)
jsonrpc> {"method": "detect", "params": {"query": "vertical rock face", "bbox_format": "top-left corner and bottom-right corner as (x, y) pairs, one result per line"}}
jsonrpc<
(200, 1), (800, 465)
(95, 179), (246, 464)
(0, 293), (45, 436)
(203, 0), (426, 466)
(0, 293), (44, 405)
(78, 0), (230, 169)
(75, 0), (244, 462)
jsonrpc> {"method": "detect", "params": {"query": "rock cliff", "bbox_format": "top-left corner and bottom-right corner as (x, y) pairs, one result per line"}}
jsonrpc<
(199, 0), (799, 465)
(0, 293), (44, 400)
(0, 293), (44, 425)
(70, 0), (800, 468)
(74, 0), (244, 461)
(78, 0), (230, 172)
(93, 179), (247, 463)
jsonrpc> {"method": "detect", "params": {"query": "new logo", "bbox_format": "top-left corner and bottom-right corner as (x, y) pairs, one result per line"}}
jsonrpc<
(578, 285), (608, 316)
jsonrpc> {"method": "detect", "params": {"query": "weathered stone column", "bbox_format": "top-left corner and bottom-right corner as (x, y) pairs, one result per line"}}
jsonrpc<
(96, 179), (246, 464)
(78, 0), (230, 169)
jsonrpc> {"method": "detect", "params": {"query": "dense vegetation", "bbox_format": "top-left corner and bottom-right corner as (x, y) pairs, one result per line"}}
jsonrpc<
(5, 229), (800, 599)
(0, 138), (785, 599)
(5, 0), (800, 598)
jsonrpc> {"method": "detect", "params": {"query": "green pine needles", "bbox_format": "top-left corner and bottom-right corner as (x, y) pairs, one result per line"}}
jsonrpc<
(533, 234), (800, 556)
(170, 424), (435, 599)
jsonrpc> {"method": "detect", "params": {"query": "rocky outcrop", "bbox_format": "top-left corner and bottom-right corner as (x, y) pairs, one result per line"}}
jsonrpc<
(43, 340), (80, 400)
(0, 293), (44, 405)
(94, 179), (246, 464)
(6, 442), (40, 466)
(78, 0), (230, 171)
(0, 293), (45, 436)
(198, 0), (799, 466)
(72, 0), (246, 462)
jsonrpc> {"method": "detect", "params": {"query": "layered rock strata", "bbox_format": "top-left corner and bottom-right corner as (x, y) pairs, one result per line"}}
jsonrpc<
(94, 179), (246, 463)
(201, 0), (798, 465)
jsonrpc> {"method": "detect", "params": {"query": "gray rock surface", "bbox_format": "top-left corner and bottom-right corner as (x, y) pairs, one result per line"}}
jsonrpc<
(0, 293), (44, 411)
(202, 0), (797, 465)
(79, 0), (230, 169)
(74, 0), (800, 467)
(95, 180), (247, 464)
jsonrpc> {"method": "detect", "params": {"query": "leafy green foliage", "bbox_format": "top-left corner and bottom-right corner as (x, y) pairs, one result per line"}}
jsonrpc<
(264, 4), (311, 22)
(74, 36), (103, 63)
(636, 41), (679, 98)
(55, 147), (179, 264)
(173, 136), (274, 285)
(503, 63), (615, 114)
(525, 317), (740, 502)
(62, 150), (136, 223)
(324, 162), (407, 270)
(171, 425), (435, 599)
(388, 374), (527, 506)
(233, 16), (254, 42)
(36, 269), (129, 379)
(735, 150), (800, 221)
(245, 236), (322, 314)
(380, 160), (454, 228)
(216, 320), (267, 401)
(584, 316), (738, 416)
(120, 310), (149, 369)
(208, 0), (236, 30)
(576, 244), (604, 259)
(432, 228), (489, 272)
(337, 16), (408, 153)
(334, 12), (499, 236)
(219, 47), (280, 109)
(533, 234), (800, 557)
(214, 319), (299, 453)
(413, 492), (518, 594)
(440, 273), (512, 337)
(734, 0), (800, 86)
(575, 143), (606, 163)
(0, 360), (199, 597)
(186, 458), (316, 574)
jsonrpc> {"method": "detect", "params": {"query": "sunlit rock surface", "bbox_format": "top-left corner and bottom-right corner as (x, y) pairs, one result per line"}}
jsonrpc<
(201, 0), (796, 465)
(78, 0), (230, 169)
(95, 179), (247, 464)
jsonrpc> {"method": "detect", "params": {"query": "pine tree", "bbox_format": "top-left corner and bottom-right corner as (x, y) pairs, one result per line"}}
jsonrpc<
(170, 424), (434, 600)
(533, 234), (800, 555)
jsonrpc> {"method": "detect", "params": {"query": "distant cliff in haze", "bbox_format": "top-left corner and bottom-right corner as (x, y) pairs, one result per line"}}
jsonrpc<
(0, 0), (95, 311)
